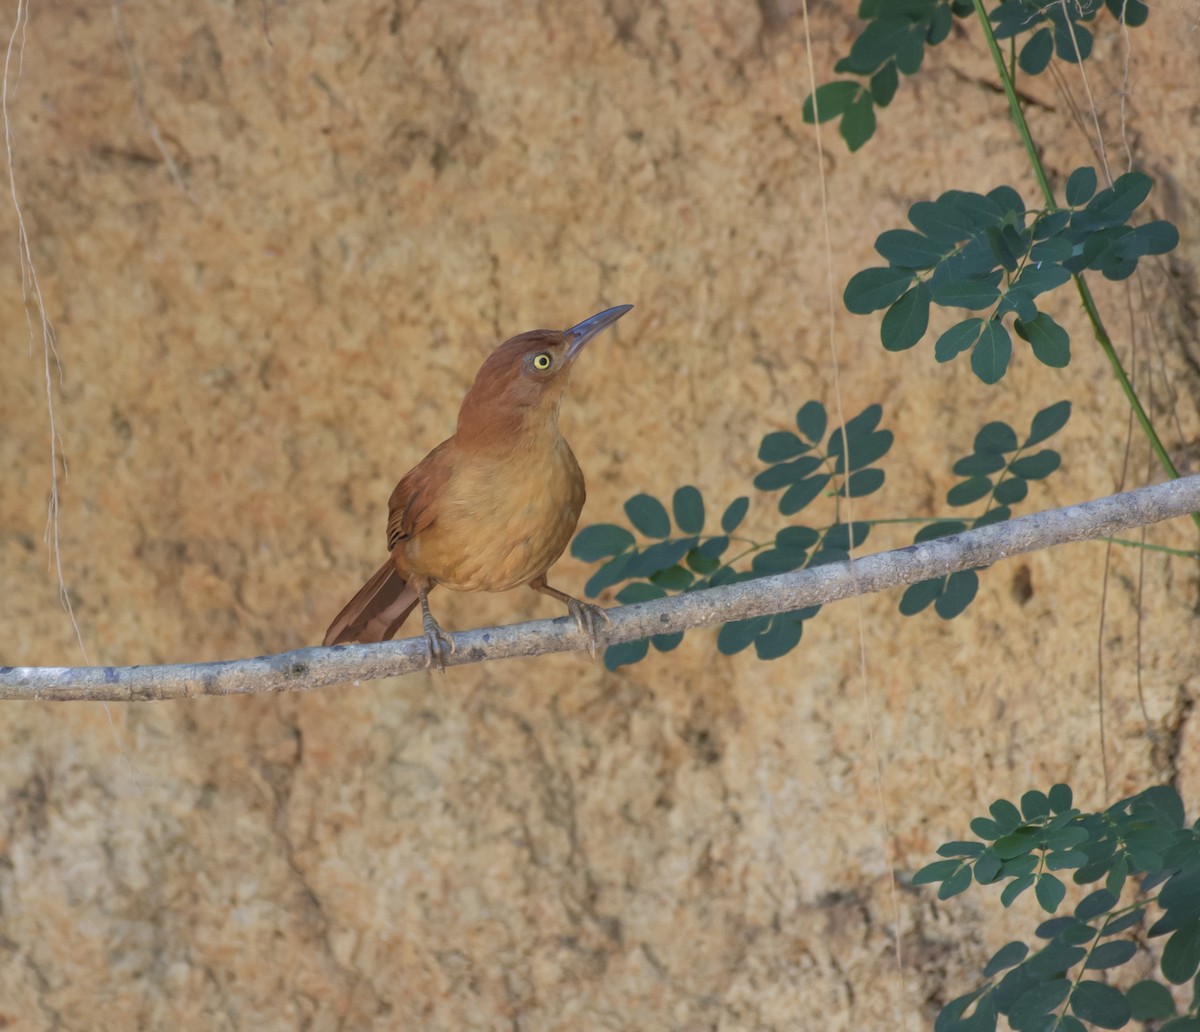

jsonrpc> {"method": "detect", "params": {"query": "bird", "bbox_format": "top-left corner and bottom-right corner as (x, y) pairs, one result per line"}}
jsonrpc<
(322, 304), (633, 669)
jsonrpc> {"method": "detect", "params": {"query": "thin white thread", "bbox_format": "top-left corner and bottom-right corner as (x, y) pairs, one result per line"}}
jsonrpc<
(797, 2), (909, 1021)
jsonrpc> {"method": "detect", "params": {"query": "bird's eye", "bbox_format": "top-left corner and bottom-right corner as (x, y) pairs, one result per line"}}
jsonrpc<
(532, 352), (552, 370)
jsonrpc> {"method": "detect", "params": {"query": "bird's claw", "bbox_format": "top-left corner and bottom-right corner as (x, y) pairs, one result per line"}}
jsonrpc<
(567, 598), (611, 659)
(422, 616), (456, 673)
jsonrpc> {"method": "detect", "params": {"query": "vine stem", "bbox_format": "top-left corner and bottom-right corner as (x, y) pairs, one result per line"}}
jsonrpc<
(969, 0), (1200, 534)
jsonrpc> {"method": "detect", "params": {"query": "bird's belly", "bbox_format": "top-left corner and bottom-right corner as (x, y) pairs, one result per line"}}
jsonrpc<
(402, 448), (584, 593)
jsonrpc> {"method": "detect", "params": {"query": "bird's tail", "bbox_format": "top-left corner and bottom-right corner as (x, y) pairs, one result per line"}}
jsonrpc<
(322, 560), (424, 646)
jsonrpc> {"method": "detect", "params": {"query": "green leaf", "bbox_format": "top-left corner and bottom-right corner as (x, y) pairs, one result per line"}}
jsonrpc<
(717, 615), (770, 656)
(585, 553), (632, 596)
(984, 941), (1029, 977)
(1058, 18), (1093, 63)
(1135, 219), (1180, 255)
(894, 24), (924, 75)
(751, 547), (810, 575)
(876, 229), (946, 269)
(1086, 171), (1152, 224)
(976, 422), (1018, 454)
(933, 276), (1003, 310)
(1016, 312), (1071, 368)
(938, 840), (985, 859)
(947, 476), (993, 506)
(935, 570), (978, 619)
(1045, 849), (1087, 870)
(1019, 26), (1053, 73)
(926, 1), (953, 44)
(802, 81), (862, 123)
(1028, 402), (1071, 446)
(779, 475), (831, 515)
(1131, 784), (1185, 828)
(881, 283), (932, 351)
(796, 401), (827, 442)
(651, 632), (684, 652)
(915, 520), (966, 543)
(1066, 167), (1098, 207)
(721, 497), (749, 534)
(603, 638), (649, 670)
(754, 616), (803, 660)
(1001, 874), (1035, 907)
(972, 505), (1011, 528)
(844, 266), (914, 314)
(622, 538), (696, 578)
(1085, 940), (1137, 970)
(1162, 922), (1200, 984)
(1105, 855), (1128, 898)
(1159, 1019), (1200, 1032)
(1070, 981), (1131, 1029)
(1036, 210), (1071, 239)
(908, 199), (975, 245)
(1030, 237), (1073, 263)
(828, 405), (891, 470)
(1126, 980), (1176, 1021)
(823, 522), (870, 551)
(971, 321), (1012, 384)
(845, 468), (885, 498)
(1107, 0), (1148, 26)
(953, 452), (1006, 476)
(1020, 790), (1050, 820)
(968, 815), (1001, 840)
(672, 486), (705, 535)
(1047, 783), (1073, 813)
(849, 16), (912, 70)
(697, 535), (730, 559)
(625, 494), (671, 538)
(1008, 979), (1071, 1027)
(869, 62), (899, 105)
(939, 863), (973, 900)
(615, 582), (667, 604)
(572, 524), (635, 561)
(996, 287), (1036, 323)
(990, 185), (1024, 215)
(899, 578), (941, 616)
(935, 319), (985, 362)
(841, 92), (877, 151)
(1036, 874), (1066, 912)
(1010, 451), (1061, 480)
(1027, 940), (1087, 976)
(1060, 921), (1099, 945)
(994, 828), (1039, 859)
(986, 224), (1020, 272)
(759, 431), (807, 462)
(756, 458), (818, 494)
(1016, 260), (1072, 299)
(974, 851), (1001, 885)
(777, 526), (820, 550)
(993, 477), (1028, 505)
(650, 564), (694, 591)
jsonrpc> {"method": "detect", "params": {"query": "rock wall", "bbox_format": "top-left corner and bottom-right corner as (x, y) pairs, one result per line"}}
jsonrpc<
(1, 1), (1198, 1028)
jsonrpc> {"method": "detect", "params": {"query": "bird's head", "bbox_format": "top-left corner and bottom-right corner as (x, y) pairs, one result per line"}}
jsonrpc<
(457, 305), (632, 444)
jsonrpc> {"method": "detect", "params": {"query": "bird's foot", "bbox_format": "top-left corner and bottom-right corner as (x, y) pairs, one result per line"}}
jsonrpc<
(566, 598), (612, 659)
(421, 614), (456, 673)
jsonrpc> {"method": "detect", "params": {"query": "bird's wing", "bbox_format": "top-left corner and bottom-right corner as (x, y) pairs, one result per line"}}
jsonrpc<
(386, 438), (455, 551)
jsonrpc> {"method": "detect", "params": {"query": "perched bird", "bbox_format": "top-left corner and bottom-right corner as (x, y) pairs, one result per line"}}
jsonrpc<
(323, 304), (633, 668)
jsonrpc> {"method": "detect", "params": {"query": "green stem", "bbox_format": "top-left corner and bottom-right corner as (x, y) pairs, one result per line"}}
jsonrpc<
(970, 0), (1200, 535)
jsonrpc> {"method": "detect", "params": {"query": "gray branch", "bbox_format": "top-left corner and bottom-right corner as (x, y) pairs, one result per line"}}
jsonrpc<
(3, 476), (1198, 702)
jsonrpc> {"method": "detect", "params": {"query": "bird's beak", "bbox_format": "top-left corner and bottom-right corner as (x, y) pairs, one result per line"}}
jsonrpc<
(564, 304), (633, 361)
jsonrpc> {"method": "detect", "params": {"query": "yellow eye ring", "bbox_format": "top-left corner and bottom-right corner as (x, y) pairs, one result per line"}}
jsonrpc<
(532, 352), (552, 370)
